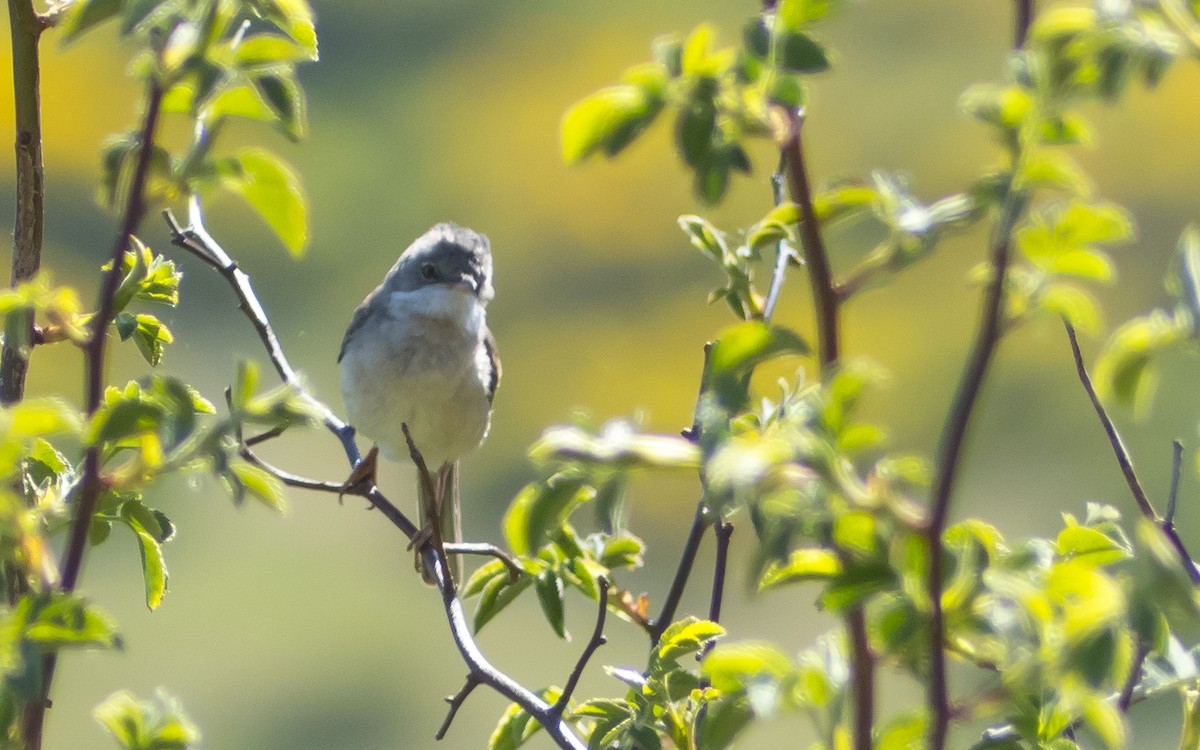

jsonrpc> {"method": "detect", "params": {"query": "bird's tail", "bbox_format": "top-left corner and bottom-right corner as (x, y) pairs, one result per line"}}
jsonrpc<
(419, 461), (463, 586)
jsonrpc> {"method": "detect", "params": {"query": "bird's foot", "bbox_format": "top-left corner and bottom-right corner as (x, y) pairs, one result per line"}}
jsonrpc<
(407, 522), (436, 574)
(338, 445), (379, 505)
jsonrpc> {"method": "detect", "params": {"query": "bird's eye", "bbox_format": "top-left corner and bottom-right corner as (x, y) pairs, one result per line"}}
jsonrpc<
(420, 263), (437, 280)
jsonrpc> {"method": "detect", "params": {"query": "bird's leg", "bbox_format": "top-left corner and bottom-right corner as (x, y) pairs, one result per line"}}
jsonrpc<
(401, 424), (452, 585)
(410, 464), (454, 581)
(338, 445), (379, 504)
(408, 463), (441, 558)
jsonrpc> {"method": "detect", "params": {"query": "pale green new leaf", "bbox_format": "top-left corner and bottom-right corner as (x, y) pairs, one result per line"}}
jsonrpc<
(120, 503), (168, 610)
(220, 149), (308, 256)
(758, 548), (842, 591)
(656, 617), (725, 664)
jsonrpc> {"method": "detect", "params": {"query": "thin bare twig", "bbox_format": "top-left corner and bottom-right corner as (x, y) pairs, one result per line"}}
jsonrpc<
(649, 502), (714, 645)
(1064, 323), (1200, 583)
(699, 521), (734, 663)
(1063, 322), (1157, 519)
(1118, 641), (1149, 713)
(436, 675), (481, 740)
(1014, 0), (1035, 49)
(654, 341), (717, 645)
(1169, 439), (1183, 524)
(166, 206), (587, 750)
(780, 108), (839, 366)
(238, 445), (348, 494)
(552, 577), (611, 716)
(443, 543), (523, 582)
(245, 424), (289, 447)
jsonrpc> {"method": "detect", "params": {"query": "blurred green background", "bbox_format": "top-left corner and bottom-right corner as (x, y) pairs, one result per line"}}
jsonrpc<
(4, 0), (1200, 747)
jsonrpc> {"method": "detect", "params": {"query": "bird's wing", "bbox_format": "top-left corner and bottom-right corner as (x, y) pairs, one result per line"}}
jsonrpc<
(337, 291), (378, 363)
(484, 328), (501, 404)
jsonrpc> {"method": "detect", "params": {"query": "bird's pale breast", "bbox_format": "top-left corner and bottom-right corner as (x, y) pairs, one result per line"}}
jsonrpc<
(339, 286), (493, 466)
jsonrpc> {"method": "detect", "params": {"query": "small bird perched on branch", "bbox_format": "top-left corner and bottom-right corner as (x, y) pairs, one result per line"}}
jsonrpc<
(338, 223), (500, 584)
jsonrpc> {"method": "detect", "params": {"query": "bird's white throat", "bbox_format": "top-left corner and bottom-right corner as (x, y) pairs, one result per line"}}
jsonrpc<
(387, 285), (486, 336)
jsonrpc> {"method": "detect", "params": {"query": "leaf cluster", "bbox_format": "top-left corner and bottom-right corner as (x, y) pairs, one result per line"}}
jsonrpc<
(72, 0), (316, 255)
(562, 0), (837, 203)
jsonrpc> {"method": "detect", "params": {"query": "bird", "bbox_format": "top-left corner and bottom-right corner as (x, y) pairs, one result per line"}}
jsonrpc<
(338, 223), (500, 585)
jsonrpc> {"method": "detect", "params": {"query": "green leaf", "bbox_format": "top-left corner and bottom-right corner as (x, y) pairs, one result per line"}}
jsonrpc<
(598, 533), (645, 570)
(219, 149), (308, 256)
(1039, 114), (1092, 146)
(778, 0), (834, 28)
(676, 101), (717, 169)
(709, 321), (808, 376)
(696, 692), (754, 750)
(254, 0), (318, 57)
(1062, 202), (1134, 245)
(1020, 152), (1091, 195)
(254, 73), (308, 141)
(489, 688), (560, 750)
(1094, 309), (1190, 416)
(1048, 250), (1114, 282)
(1182, 684), (1200, 750)
(876, 711), (928, 750)
(234, 33), (314, 67)
(702, 641), (792, 692)
(777, 31), (830, 73)
(62, 0), (123, 42)
(1168, 225), (1200, 326)
(1040, 283), (1102, 335)
(9, 398), (82, 439)
(743, 17), (770, 59)
(1056, 523), (1129, 567)
(503, 478), (591, 557)
(473, 572), (531, 633)
(94, 690), (200, 750)
(678, 215), (727, 260)
(120, 0), (172, 36)
(531, 422), (700, 471)
(89, 400), (163, 447)
(535, 571), (567, 639)
(462, 559), (509, 598)
(131, 314), (174, 366)
(1080, 690), (1125, 750)
(561, 85), (662, 164)
(120, 503), (169, 610)
(694, 158), (731, 205)
(228, 460), (287, 511)
(655, 617), (725, 664)
(758, 548), (842, 590)
(24, 593), (121, 650)
(681, 23), (719, 77)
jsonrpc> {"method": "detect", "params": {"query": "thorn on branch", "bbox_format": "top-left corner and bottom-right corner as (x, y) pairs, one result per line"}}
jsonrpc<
(552, 577), (611, 717)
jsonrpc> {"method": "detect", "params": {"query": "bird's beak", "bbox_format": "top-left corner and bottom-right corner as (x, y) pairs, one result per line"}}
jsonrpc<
(452, 274), (479, 296)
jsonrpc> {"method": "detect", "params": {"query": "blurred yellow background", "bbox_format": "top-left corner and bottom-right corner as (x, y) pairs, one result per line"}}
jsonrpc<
(4, 0), (1200, 747)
